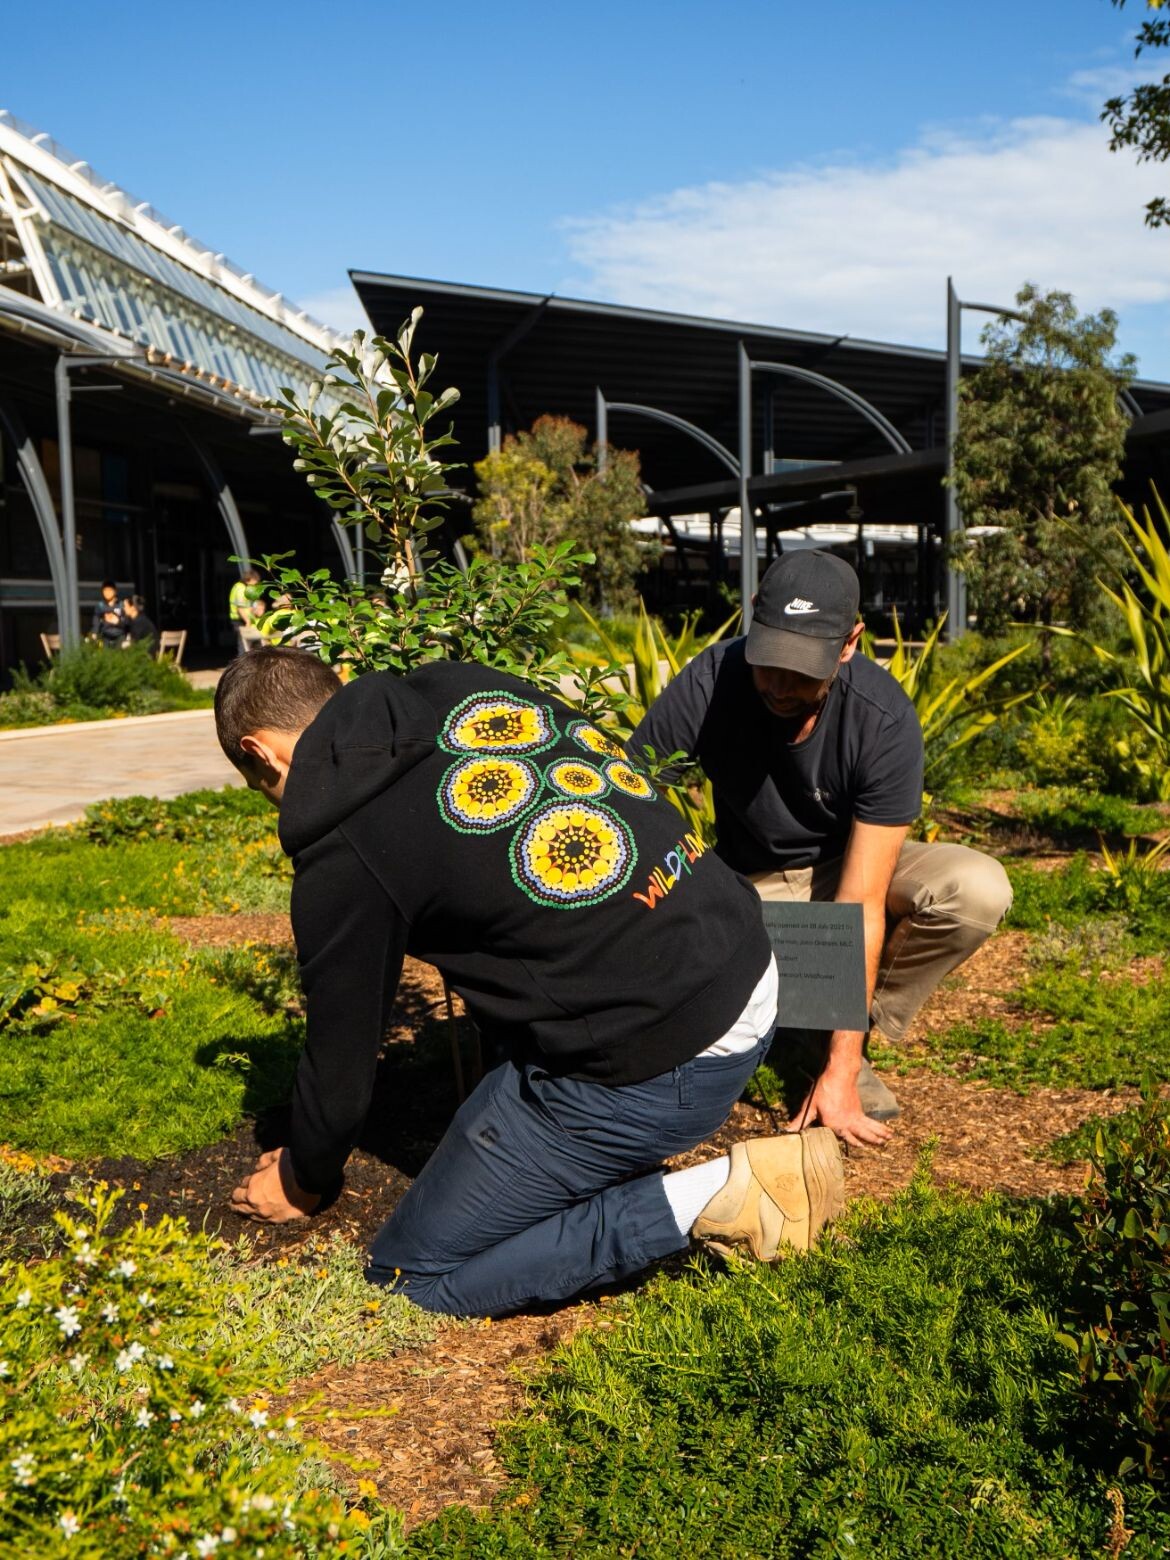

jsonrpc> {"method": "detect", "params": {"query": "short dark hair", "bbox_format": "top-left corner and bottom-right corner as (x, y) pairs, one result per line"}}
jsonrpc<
(100, 579), (117, 592)
(130, 595), (147, 610)
(215, 647), (340, 767)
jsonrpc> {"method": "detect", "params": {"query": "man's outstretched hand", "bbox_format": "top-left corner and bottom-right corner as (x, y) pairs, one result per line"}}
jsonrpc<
(230, 1147), (320, 1224)
(784, 1066), (894, 1150)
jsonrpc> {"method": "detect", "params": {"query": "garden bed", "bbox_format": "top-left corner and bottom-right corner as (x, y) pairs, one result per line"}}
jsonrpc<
(2, 783), (1167, 1552)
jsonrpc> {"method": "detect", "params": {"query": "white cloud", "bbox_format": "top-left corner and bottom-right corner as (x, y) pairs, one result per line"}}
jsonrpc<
(562, 116), (1170, 373)
(294, 283), (369, 337)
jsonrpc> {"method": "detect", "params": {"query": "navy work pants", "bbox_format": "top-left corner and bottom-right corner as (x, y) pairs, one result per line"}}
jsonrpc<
(367, 1037), (768, 1318)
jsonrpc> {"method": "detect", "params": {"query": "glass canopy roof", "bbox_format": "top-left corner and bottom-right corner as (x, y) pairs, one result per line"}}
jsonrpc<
(0, 112), (345, 408)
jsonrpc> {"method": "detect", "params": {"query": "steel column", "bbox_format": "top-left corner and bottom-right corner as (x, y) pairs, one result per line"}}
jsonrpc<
(762, 386), (776, 476)
(53, 357), (81, 647)
(738, 341), (756, 625)
(595, 386), (608, 472)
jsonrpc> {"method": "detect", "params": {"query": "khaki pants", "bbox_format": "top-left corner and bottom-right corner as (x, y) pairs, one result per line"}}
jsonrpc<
(750, 839), (1012, 1040)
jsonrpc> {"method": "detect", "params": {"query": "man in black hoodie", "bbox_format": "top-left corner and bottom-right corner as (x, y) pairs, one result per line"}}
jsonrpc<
(214, 648), (843, 1317)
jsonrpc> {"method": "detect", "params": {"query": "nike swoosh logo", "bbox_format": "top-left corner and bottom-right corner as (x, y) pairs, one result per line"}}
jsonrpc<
(783, 604), (820, 616)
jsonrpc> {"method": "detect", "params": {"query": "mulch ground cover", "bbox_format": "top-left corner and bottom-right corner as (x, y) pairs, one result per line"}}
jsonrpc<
(8, 911), (1144, 1528)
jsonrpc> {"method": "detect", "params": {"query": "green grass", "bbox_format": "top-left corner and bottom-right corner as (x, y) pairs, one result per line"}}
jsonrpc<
(407, 1172), (1166, 1557)
(0, 915), (302, 1157)
(0, 790), (298, 1159)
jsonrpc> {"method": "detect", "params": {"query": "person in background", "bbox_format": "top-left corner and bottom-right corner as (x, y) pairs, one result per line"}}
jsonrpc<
(229, 569), (265, 655)
(92, 581), (126, 647)
(122, 595), (157, 653)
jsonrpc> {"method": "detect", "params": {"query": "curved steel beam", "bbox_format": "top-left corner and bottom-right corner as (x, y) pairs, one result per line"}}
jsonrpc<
(602, 400), (741, 477)
(0, 397), (71, 644)
(750, 359), (913, 456)
(331, 518), (358, 579)
(184, 431), (251, 569)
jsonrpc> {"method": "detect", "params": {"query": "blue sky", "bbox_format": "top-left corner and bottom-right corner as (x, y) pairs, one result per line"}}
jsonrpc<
(5, 1), (1170, 375)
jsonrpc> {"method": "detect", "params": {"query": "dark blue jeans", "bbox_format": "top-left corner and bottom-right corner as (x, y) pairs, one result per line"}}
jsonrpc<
(367, 1036), (769, 1317)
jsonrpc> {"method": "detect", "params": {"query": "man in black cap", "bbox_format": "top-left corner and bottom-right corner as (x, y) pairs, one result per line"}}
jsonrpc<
(630, 550), (1012, 1148)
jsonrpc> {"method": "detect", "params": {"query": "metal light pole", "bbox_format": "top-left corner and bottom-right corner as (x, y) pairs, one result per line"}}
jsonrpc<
(944, 280), (1027, 641)
(944, 277), (965, 637)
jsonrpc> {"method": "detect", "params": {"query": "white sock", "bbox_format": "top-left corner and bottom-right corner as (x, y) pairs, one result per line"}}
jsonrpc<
(662, 1156), (731, 1235)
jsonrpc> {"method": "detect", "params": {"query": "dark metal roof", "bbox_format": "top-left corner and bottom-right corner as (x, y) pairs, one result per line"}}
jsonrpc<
(351, 271), (1170, 498)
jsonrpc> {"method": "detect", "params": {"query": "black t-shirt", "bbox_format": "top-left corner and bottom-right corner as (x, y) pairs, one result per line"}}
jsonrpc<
(629, 638), (924, 873)
(126, 614), (157, 649)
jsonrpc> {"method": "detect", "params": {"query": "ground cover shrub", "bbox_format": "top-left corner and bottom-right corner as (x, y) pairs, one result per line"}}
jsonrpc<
(0, 1153), (53, 1252)
(1059, 1096), (1170, 1481)
(1005, 858), (1170, 951)
(408, 1173), (1166, 1557)
(908, 960), (1170, 1091)
(212, 1231), (434, 1378)
(1012, 787), (1166, 842)
(0, 1183), (403, 1557)
(1044, 1103), (1151, 1165)
(0, 910), (302, 1158)
(0, 643), (211, 728)
(80, 786), (272, 846)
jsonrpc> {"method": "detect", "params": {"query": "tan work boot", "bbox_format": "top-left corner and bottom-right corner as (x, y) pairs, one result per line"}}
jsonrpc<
(692, 1129), (844, 1261)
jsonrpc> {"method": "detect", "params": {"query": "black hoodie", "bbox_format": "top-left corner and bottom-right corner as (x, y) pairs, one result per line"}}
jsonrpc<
(279, 660), (771, 1192)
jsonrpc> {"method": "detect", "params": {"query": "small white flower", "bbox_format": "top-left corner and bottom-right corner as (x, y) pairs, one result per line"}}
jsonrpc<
(10, 1452), (35, 1486)
(100, 1303), (119, 1323)
(284, 1415), (297, 1430)
(0, 1360), (9, 1377)
(188, 1398), (206, 1419)
(136, 1290), (155, 1309)
(156, 1353), (174, 1371)
(54, 1305), (81, 1338)
(133, 1406), (152, 1428)
(221, 1529), (237, 1544)
(226, 1397), (241, 1415)
(194, 1536), (219, 1557)
(251, 1492), (274, 1512)
(14, 1289), (30, 1309)
(74, 1243), (97, 1268)
(169, 1409), (182, 1423)
(59, 1510), (81, 1538)
(73, 1226), (89, 1240)
(249, 1408), (268, 1429)
(115, 1259), (136, 1278)
(68, 1352), (87, 1373)
(115, 1341), (146, 1373)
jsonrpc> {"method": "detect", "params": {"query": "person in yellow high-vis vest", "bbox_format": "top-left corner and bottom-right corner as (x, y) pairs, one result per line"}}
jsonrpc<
(229, 570), (264, 656)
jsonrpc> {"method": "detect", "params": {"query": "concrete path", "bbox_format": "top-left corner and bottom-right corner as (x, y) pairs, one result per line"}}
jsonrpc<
(0, 710), (241, 834)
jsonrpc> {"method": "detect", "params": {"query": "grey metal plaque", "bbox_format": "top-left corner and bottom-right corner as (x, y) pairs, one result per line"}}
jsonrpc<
(760, 900), (869, 1033)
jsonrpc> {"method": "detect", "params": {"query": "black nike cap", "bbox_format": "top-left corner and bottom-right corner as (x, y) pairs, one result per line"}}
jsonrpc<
(744, 550), (861, 680)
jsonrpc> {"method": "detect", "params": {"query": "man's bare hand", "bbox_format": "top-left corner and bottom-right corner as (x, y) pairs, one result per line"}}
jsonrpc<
(230, 1147), (320, 1224)
(785, 1068), (894, 1149)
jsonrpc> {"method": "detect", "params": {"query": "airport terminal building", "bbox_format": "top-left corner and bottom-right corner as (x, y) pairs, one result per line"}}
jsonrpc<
(4, 109), (1170, 678)
(0, 111), (354, 673)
